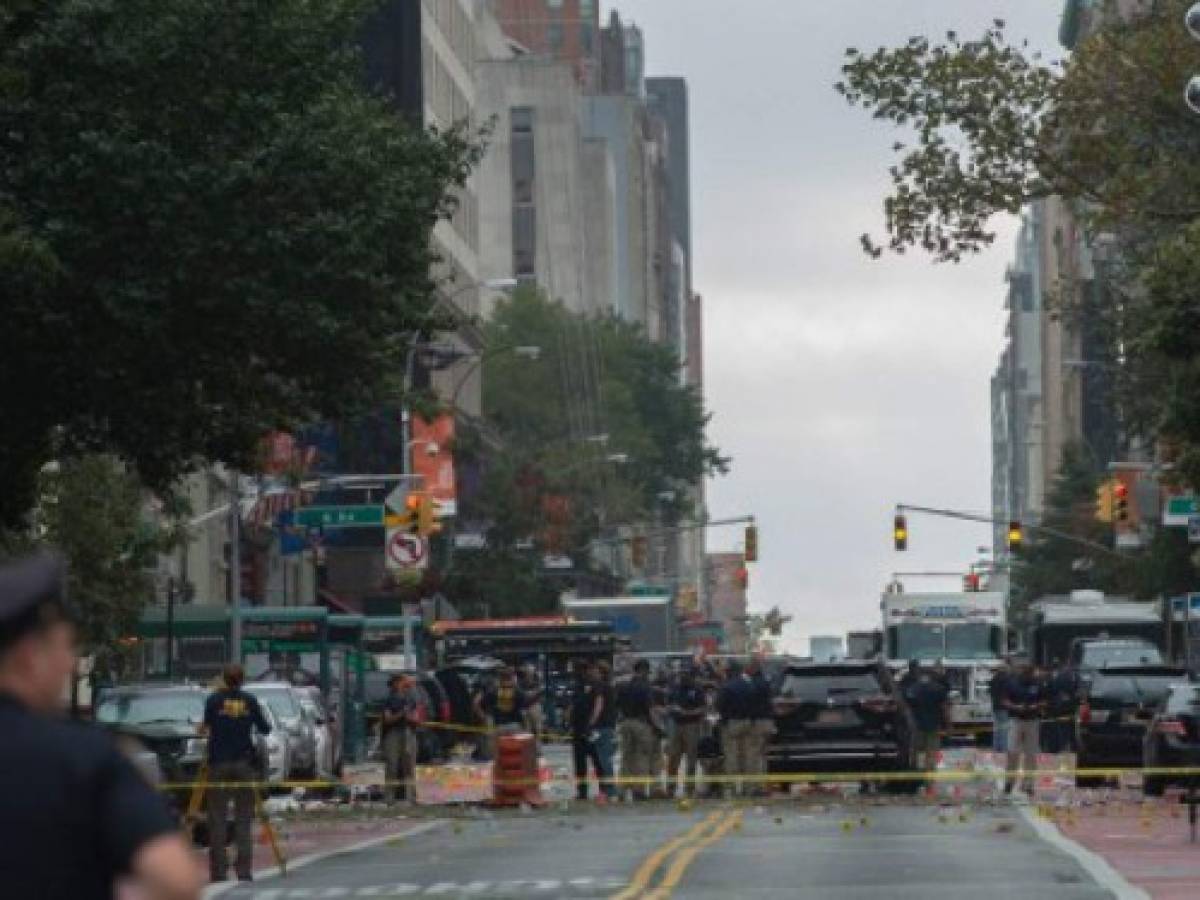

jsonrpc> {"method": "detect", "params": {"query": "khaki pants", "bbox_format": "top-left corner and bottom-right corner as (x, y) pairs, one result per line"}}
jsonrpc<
(748, 719), (776, 785)
(722, 719), (754, 795)
(618, 719), (657, 797)
(1006, 719), (1040, 794)
(666, 720), (704, 796)
(524, 703), (545, 746)
(383, 727), (416, 803)
(206, 759), (257, 881)
(914, 729), (941, 771)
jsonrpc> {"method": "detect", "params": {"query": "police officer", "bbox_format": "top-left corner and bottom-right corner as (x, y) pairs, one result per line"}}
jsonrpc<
(665, 667), (707, 797)
(746, 654), (775, 796)
(717, 660), (755, 798)
(203, 661), (271, 882)
(382, 674), (423, 804)
(0, 552), (202, 899)
(616, 659), (656, 801)
(1004, 660), (1045, 796)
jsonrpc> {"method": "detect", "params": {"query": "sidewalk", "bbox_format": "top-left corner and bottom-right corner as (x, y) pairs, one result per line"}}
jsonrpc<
(1052, 794), (1200, 900)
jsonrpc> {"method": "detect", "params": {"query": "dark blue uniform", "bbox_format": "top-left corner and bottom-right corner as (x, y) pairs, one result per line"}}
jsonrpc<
(0, 694), (177, 899)
(203, 687), (271, 881)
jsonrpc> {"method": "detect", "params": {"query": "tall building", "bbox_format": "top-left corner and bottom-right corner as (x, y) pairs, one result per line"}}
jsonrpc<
(706, 552), (748, 654)
(489, 0), (602, 89)
(361, 0), (489, 415)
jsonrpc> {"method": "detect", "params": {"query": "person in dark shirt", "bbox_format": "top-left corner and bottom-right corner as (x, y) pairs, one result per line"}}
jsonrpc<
(0, 552), (201, 900)
(665, 668), (707, 797)
(718, 661), (755, 797)
(746, 655), (776, 796)
(202, 662), (271, 882)
(617, 660), (656, 800)
(1003, 661), (1045, 796)
(1042, 661), (1078, 754)
(902, 665), (949, 772)
(988, 660), (1012, 753)
(569, 661), (605, 800)
(477, 667), (526, 730)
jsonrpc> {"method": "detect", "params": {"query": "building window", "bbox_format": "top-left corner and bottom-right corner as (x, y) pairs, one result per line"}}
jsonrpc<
(547, 22), (565, 53)
(513, 205), (536, 279)
(511, 106), (534, 133)
(580, 23), (594, 54)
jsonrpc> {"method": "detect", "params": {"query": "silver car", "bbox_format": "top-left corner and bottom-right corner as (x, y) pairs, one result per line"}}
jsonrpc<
(296, 686), (341, 780)
(247, 682), (318, 779)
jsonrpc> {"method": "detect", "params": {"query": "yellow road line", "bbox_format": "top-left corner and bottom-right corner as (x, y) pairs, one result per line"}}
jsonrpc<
(610, 810), (725, 900)
(644, 810), (744, 900)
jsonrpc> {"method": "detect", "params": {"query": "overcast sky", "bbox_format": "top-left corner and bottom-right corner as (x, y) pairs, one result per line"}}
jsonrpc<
(614, 1), (1065, 653)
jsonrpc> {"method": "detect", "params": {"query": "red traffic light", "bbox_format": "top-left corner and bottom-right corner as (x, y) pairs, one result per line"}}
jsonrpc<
(1114, 483), (1129, 500)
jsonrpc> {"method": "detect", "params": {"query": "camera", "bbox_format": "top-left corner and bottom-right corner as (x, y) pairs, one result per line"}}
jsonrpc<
(1187, 3), (1200, 42)
(1186, 75), (1200, 116)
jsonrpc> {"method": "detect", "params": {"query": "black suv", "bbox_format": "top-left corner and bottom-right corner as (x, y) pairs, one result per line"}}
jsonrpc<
(1077, 665), (1188, 772)
(767, 661), (915, 788)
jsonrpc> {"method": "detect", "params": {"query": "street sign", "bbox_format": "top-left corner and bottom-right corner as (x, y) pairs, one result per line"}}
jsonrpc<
(1189, 516), (1200, 545)
(295, 505), (384, 528)
(1165, 495), (1200, 527)
(385, 528), (428, 571)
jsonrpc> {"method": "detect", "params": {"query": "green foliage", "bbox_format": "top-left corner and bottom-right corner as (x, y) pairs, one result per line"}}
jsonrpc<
(444, 289), (725, 612)
(0, 0), (480, 526)
(837, 1), (1200, 491)
(0, 455), (183, 657)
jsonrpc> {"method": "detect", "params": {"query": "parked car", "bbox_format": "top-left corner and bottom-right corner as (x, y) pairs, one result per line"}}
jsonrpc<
(1077, 664), (1189, 772)
(1142, 682), (1200, 796)
(767, 660), (916, 791)
(295, 686), (341, 780)
(247, 681), (318, 779)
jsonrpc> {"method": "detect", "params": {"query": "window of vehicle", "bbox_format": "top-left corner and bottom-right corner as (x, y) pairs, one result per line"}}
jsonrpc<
(250, 687), (300, 720)
(96, 690), (205, 726)
(1164, 685), (1200, 713)
(944, 623), (1003, 659)
(1080, 643), (1163, 668)
(777, 670), (881, 701)
(888, 623), (945, 660)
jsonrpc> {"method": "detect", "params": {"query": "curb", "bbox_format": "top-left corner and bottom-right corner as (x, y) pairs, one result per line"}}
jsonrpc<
(201, 819), (444, 898)
(1019, 806), (1151, 900)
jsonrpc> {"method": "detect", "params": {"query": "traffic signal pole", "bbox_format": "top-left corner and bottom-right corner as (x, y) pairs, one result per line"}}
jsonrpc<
(895, 503), (1131, 560)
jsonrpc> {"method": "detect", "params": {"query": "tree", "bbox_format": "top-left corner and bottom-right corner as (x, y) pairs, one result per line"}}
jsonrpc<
(836, 1), (1200, 487)
(0, 0), (480, 525)
(0, 455), (184, 663)
(443, 289), (727, 613)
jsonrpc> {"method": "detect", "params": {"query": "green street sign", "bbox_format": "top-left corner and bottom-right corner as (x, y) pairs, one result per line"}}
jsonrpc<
(295, 505), (384, 528)
(1164, 496), (1200, 526)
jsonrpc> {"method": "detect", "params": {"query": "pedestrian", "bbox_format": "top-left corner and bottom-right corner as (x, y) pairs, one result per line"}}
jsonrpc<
(202, 661), (272, 883)
(519, 663), (545, 747)
(1003, 660), (1044, 797)
(476, 666), (526, 759)
(648, 666), (672, 797)
(382, 674), (423, 804)
(0, 552), (203, 899)
(616, 659), (657, 800)
(989, 659), (1012, 753)
(746, 654), (776, 796)
(902, 663), (949, 774)
(717, 660), (754, 798)
(593, 661), (618, 799)
(569, 661), (604, 800)
(1042, 660), (1078, 754)
(665, 667), (707, 797)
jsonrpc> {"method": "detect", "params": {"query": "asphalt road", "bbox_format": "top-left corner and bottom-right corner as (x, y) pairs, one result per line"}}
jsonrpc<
(205, 796), (1126, 900)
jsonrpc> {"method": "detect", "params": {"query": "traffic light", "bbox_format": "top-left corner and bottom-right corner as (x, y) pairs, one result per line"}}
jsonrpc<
(744, 525), (758, 562)
(631, 535), (648, 569)
(1007, 520), (1023, 551)
(1095, 480), (1115, 523)
(1114, 482), (1130, 523)
(893, 514), (908, 551)
(402, 493), (421, 535)
(416, 493), (440, 536)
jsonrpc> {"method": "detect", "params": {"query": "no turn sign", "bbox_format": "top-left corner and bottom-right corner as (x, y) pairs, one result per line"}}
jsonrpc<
(386, 528), (428, 571)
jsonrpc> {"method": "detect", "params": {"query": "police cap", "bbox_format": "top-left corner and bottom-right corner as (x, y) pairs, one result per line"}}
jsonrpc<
(0, 552), (70, 652)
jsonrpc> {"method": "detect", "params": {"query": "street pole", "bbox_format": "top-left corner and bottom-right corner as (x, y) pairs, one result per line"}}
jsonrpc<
(165, 577), (176, 680)
(229, 470), (242, 664)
